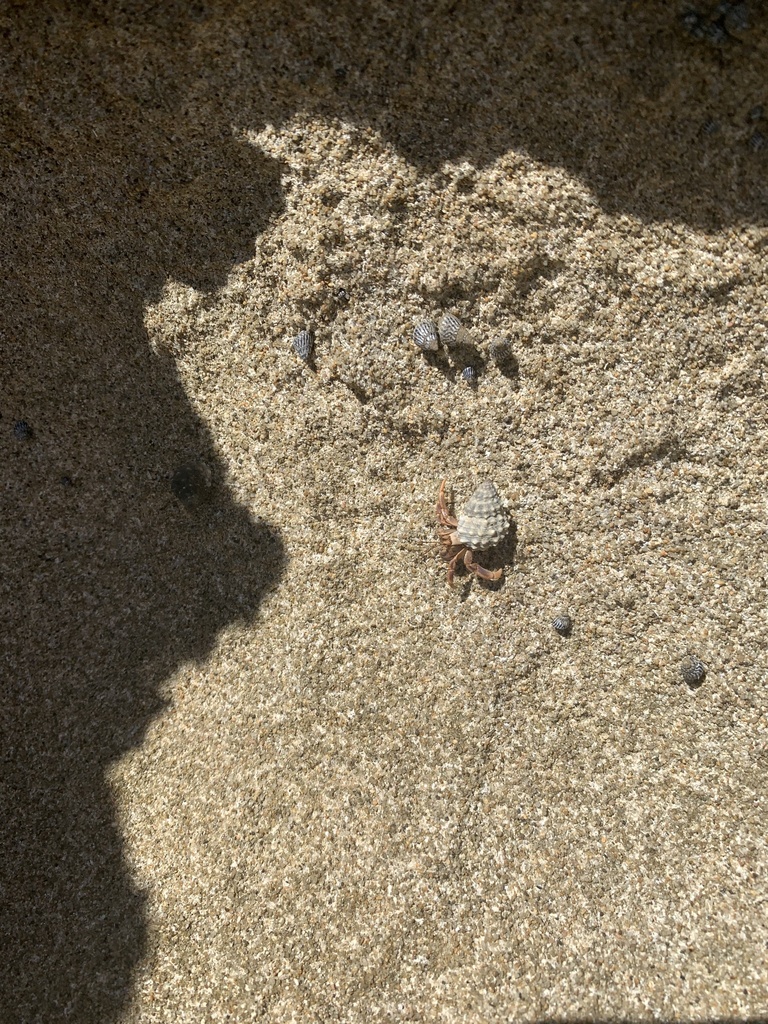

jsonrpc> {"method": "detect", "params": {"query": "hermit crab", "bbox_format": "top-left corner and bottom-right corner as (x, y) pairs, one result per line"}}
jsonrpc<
(436, 479), (509, 585)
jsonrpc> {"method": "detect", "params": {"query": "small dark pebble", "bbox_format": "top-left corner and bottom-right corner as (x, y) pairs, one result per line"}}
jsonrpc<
(701, 118), (720, 135)
(292, 329), (315, 362)
(171, 461), (212, 509)
(60, 475), (73, 487)
(334, 287), (348, 303)
(748, 130), (765, 151)
(680, 656), (706, 687)
(681, 11), (706, 39)
(553, 614), (572, 637)
(723, 3), (749, 34)
(704, 21), (728, 45)
(13, 420), (33, 440)
(748, 104), (764, 122)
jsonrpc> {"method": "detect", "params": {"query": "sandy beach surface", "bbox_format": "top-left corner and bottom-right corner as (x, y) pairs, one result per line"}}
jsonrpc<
(2, 2), (767, 1021)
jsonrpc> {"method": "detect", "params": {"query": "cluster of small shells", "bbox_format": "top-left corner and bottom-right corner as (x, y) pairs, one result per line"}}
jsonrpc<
(413, 313), (480, 384)
(455, 481), (509, 552)
(413, 313), (517, 382)
(413, 313), (464, 353)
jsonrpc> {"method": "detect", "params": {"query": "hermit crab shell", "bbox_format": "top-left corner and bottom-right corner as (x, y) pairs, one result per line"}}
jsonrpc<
(456, 481), (509, 551)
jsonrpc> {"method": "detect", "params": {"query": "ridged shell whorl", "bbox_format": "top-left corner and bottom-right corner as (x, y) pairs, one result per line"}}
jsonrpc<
(456, 481), (509, 551)
(413, 320), (440, 352)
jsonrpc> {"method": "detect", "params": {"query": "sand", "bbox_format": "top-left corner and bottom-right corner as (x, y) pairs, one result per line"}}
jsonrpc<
(1, 1), (767, 1021)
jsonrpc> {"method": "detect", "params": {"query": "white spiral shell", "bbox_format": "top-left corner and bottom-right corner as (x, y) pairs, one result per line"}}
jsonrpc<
(456, 481), (509, 551)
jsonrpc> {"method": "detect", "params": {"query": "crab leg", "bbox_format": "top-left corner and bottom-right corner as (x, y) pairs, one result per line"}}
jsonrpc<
(436, 479), (458, 528)
(446, 548), (465, 586)
(437, 532), (458, 557)
(464, 549), (503, 581)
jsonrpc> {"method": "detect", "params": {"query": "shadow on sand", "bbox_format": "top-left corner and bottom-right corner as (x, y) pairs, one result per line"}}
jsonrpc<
(1, 1), (765, 1020)
(0, 9), (285, 1021)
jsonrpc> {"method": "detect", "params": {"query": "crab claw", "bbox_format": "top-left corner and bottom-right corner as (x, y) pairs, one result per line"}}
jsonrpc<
(464, 549), (503, 582)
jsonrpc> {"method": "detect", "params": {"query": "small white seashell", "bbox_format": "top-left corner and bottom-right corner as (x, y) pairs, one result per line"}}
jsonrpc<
(439, 313), (462, 348)
(456, 480), (509, 551)
(413, 320), (440, 352)
(292, 329), (314, 362)
(552, 614), (572, 637)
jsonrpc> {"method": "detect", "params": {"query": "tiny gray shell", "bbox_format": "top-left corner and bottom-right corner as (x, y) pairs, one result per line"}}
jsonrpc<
(553, 614), (572, 637)
(292, 329), (314, 361)
(704, 22), (727, 45)
(439, 313), (462, 348)
(681, 11), (705, 38)
(461, 366), (478, 384)
(680, 656), (706, 686)
(456, 480), (509, 551)
(724, 5), (749, 34)
(13, 420), (33, 440)
(489, 338), (518, 378)
(413, 320), (439, 352)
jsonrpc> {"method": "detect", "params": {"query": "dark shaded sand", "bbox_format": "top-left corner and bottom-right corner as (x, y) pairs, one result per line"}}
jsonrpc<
(2, 2), (767, 1021)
